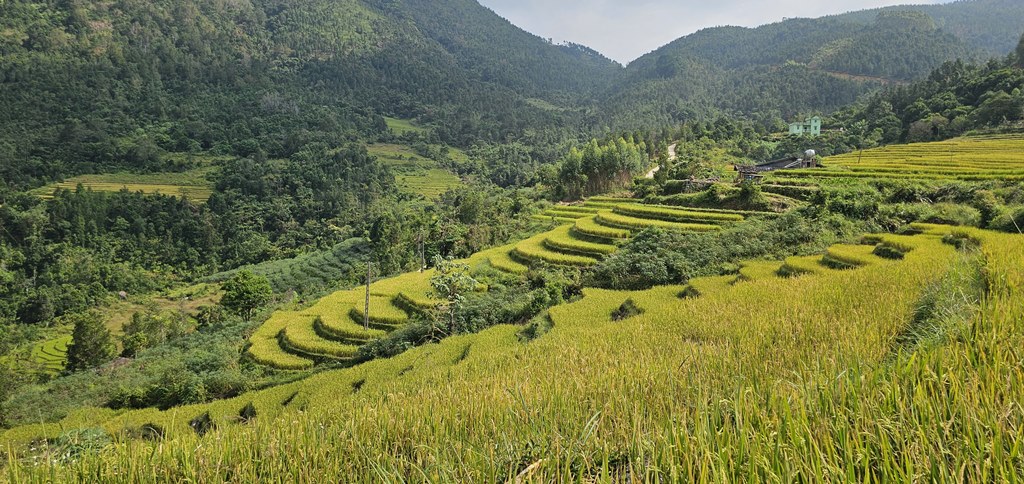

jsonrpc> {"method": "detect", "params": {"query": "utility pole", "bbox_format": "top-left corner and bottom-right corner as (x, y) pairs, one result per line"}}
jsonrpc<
(364, 262), (372, 330)
(418, 230), (426, 272)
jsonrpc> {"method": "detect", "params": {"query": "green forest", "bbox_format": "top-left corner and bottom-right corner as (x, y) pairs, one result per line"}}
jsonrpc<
(2, 0), (1024, 480)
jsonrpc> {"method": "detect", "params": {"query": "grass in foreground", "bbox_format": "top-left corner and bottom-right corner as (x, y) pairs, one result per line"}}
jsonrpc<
(6, 228), (1021, 481)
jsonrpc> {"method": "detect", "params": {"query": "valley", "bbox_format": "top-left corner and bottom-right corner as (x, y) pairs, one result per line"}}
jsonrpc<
(1, 0), (1024, 481)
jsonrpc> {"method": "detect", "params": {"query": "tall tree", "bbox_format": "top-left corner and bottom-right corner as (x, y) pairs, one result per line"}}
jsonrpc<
(429, 256), (478, 334)
(220, 271), (273, 321)
(1016, 33), (1024, 67)
(65, 312), (116, 372)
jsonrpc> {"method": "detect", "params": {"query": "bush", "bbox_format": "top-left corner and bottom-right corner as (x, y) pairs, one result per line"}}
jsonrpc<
(48, 428), (112, 462)
(611, 299), (643, 321)
(877, 203), (982, 229)
(813, 186), (883, 219)
(220, 271), (272, 321)
(65, 312), (116, 372)
(587, 211), (862, 290)
(989, 205), (1024, 233)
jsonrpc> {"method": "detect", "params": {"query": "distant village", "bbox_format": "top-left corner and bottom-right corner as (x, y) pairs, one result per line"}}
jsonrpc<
(735, 116), (824, 181)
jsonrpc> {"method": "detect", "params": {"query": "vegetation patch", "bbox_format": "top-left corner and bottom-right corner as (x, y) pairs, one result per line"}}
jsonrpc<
(735, 260), (784, 283)
(821, 244), (879, 269)
(384, 117), (428, 136)
(778, 255), (827, 277)
(610, 299), (643, 321)
(573, 216), (631, 240)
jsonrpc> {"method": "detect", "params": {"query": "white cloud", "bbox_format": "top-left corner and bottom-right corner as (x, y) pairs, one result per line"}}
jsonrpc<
(478, 0), (950, 64)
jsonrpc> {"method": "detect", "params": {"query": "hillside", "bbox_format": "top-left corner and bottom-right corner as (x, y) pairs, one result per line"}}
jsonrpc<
(5, 1), (1024, 480)
(0, 0), (621, 187)
(602, 2), (1024, 129)
(3, 224), (1022, 480)
(837, 0), (1024, 55)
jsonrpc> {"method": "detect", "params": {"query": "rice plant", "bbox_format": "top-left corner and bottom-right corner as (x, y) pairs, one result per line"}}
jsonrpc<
(775, 135), (1024, 183)
(512, 229), (600, 267)
(5, 229), (1023, 482)
(595, 210), (722, 232)
(612, 204), (745, 224)
(542, 225), (618, 258)
(574, 216), (631, 240)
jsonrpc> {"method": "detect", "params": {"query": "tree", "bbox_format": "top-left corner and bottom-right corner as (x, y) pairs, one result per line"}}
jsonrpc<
(1016, 33), (1024, 68)
(429, 256), (478, 334)
(65, 312), (116, 372)
(220, 271), (273, 321)
(120, 310), (192, 357)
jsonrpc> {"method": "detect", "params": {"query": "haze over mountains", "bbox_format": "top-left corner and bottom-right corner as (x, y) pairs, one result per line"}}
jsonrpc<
(1, 0), (1023, 186)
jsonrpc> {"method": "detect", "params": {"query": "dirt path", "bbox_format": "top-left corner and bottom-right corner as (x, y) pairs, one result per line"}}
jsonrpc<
(645, 143), (678, 179)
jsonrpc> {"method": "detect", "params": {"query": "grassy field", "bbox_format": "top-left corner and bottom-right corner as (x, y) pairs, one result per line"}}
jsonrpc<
(396, 169), (462, 199)
(384, 117), (428, 136)
(5, 226), (1019, 481)
(36, 165), (218, 203)
(772, 134), (1024, 183)
(367, 144), (462, 198)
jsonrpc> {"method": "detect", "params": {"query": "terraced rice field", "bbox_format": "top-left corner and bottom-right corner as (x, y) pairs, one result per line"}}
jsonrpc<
(527, 197), (762, 270)
(594, 210), (723, 233)
(772, 134), (1024, 183)
(542, 225), (617, 258)
(30, 335), (71, 374)
(9, 226), (1011, 482)
(396, 169), (462, 198)
(37, 170), (216, 202)
(245, 195), (760, 371)
(368, 144), (462, 198)
(512, 231), (602, 267)
(244, 243), (520, 370)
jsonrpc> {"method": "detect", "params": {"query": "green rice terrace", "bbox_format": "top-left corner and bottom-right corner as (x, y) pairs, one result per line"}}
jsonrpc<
(28, 336), (71, 374)
(384, 117), (429, 136)
(3, 223), (1021, 481)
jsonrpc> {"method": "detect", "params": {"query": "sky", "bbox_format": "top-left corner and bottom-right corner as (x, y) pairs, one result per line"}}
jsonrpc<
(477, 0), (950, 64)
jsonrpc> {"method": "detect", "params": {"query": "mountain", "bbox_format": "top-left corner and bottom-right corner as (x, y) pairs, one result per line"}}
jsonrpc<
(599, 1), (1024, 129)
(836, 0), (1024, 55)
(3, 0), (1023, 185)
(0, 0), (622, 186)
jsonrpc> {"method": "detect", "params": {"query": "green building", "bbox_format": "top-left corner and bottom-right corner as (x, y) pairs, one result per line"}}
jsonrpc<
(788, 116), (822, 136)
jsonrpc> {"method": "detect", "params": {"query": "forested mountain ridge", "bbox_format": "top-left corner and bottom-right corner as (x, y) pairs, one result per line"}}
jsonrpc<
(0, 0), (621, 188)
(836, 0), (1024, 55)
(600, 2), (1024, 129)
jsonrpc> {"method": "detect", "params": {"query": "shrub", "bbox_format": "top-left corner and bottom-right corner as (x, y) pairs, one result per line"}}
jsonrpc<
(611, 299), (643, 321)
(988, 205), (1024, 233)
